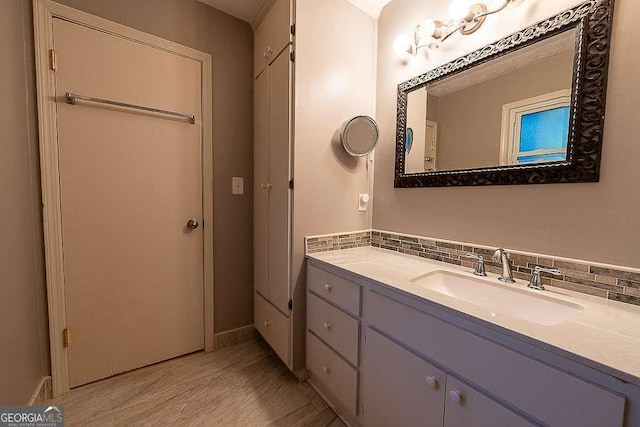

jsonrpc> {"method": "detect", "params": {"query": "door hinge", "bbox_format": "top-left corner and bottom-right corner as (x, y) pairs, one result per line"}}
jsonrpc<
(290, 24), (296, 35)
(290, 50), (295, 62)
(62, 328), (70, 348)
(49, 49), (57, 71)
(288, 179), (294, 190)
(288, 299), (293, 310)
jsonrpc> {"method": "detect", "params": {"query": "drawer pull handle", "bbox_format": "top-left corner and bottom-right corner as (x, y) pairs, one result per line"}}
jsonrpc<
(425, 376), (438, 389)
(449, 390), (463, 404)
(264, 321), (271, 327)
(324, 283), (332, 292)
(322, 365), (330, 374)
(323, 322), (332, 330)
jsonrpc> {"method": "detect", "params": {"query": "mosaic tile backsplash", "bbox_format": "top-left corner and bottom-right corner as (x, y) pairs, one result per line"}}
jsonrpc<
(306, 230), (640, 307)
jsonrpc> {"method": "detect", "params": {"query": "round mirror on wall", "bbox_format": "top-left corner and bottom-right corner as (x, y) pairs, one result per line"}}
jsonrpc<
(340, 116), (379, 157)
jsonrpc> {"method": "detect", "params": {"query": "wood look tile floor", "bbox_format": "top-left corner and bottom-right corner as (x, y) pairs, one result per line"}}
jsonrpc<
(47, 339), (345, 427)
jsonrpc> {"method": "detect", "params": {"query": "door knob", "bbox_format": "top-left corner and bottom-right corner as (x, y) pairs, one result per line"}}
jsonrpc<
(186, 219), (199, 230)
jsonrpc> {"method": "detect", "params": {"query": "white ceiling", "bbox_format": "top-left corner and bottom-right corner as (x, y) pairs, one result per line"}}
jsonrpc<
(345, 0), (393, 18)
(196, 0), (393, 23)
(196, 0), (264, 23)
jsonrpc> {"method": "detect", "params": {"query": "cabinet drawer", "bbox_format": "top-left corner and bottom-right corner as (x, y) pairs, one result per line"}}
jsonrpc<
(307, 332), (358, 416)
(444, 374), (534, 427)
(308, 264), (360, 316)
(308, 293), (359, 366)
(366, 289), (625, 427)
(254, 292), (290, 365)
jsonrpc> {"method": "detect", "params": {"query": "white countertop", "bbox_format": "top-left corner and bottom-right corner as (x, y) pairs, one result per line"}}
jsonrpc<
(307, 246), (640, 385)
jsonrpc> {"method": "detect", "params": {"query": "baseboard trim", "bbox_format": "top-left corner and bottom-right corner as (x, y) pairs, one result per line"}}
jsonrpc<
(28, 376), (51, 406)
(214, 324), (257, 350)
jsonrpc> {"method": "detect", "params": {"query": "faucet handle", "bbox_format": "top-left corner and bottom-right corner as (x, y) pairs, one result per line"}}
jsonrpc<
(533, 266), (562, 276)
(528, 266), (562, 290)
(465, 253), (487, 277)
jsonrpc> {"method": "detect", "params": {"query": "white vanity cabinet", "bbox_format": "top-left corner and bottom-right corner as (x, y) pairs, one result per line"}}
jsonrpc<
(365, 288), (625, 427)
(306, 264), (362, 422)
(362, 327), (532, 427)
(306, 258), (631, 427)
(362, 328), (445, 427)
(443, 374), (534, 427)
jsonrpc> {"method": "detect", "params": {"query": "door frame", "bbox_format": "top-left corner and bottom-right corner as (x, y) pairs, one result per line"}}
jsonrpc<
(33, 0), (215, 397)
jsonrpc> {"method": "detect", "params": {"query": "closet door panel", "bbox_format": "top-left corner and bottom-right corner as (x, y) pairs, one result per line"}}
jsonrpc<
(254, 17), (270, 78)
(268, 48), (292, 314)
(254, 71), (270, 299)
(269, 0), (292, 59)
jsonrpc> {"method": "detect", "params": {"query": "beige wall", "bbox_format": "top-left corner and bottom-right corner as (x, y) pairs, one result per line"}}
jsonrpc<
(1, 0), (253, 403)
(374, 0), (640, 268)
(436, 53), (573, 170)
(0, 1), (49, 404)
(292, 0), (377, 369)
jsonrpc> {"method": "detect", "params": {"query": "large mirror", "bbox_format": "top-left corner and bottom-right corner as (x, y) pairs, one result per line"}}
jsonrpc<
(395, 0), (614, 187)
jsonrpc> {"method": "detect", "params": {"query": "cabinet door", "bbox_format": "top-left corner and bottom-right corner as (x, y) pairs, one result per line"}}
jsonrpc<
(254, 70), (269, 298)
(268, 48), (292, 313)
(444, 375), (534, 427)
(254, 16), (270, 78)
(269, 0), (291, 60)
(363, 328), (445, 427)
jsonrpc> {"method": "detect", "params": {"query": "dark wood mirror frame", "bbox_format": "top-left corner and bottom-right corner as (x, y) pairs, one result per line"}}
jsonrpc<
(394, 0), (614, 188)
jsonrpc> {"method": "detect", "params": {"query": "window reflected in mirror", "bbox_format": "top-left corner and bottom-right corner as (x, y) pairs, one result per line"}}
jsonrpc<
(404, 29), (576, 174)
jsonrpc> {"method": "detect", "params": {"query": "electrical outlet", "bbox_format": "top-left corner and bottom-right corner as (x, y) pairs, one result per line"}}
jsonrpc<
(359, 193), (370, 212)
(232, 177), (244, 195)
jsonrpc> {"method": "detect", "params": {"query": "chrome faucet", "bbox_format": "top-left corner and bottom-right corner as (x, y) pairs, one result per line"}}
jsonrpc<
(528, 266), (562, 291)
(492, 248), (515, 283)
(465, 253), (487, 276)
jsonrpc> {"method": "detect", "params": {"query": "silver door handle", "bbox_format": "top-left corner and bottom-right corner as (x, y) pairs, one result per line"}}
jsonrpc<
(187, 219), (199, 230)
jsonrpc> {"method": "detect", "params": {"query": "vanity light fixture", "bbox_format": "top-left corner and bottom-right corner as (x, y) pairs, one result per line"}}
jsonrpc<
(393, 0), (525, 61)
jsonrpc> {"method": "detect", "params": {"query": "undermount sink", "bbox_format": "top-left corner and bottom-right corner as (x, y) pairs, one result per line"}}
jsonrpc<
(410, 270), (583, 326)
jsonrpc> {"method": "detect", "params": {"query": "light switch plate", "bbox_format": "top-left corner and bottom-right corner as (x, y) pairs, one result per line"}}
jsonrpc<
(232, 177), (244, 195)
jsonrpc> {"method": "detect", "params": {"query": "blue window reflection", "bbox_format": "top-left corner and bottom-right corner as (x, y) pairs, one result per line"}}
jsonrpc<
(517, 153), (568, 163)
(520, 107), (570, 152)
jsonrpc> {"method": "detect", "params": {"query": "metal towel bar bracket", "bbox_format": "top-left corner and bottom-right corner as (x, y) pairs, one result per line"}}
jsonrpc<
(64, 92), (196, 124)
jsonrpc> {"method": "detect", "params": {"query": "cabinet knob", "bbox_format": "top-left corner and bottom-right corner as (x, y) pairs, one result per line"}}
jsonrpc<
(322, 365), (330, 374)
(449, 390), (463, 404)
(425, 376), (438, 389)
(264, 321), (271, 327)
(324, 283), (332, 292)
(323, 322), (332, 330)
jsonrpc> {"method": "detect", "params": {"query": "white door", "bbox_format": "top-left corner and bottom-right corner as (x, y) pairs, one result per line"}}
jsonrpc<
(53, 19), (204, 387)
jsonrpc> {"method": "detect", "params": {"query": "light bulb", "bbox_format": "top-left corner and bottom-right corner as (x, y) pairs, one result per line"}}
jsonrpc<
(393, 35), (415, 61)
(417, 19), (438, 41)
(448, 0), (474, 21)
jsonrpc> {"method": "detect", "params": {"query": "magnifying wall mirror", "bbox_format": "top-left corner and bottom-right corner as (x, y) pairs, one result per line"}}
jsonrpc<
(394, 0), (614, 187)
(341, 115), (379, 157)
